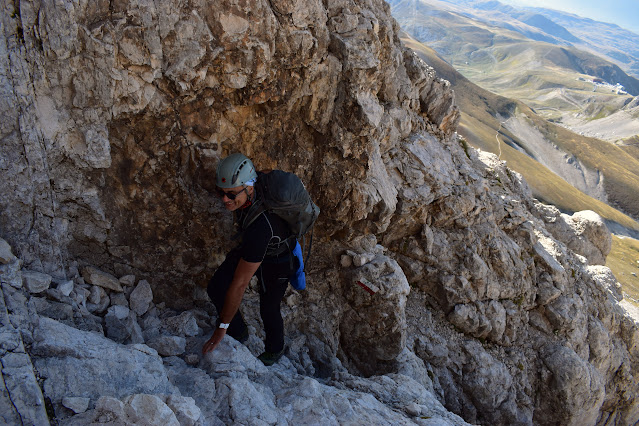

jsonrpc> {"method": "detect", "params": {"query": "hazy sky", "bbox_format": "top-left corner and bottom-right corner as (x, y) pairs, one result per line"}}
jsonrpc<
(502, 0), (639, 34)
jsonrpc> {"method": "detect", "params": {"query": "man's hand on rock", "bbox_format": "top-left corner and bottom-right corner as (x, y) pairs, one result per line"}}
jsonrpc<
(202, 327), (226, 354)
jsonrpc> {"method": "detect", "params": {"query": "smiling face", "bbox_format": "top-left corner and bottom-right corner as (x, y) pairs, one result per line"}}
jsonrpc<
(216, 185), (253, 211)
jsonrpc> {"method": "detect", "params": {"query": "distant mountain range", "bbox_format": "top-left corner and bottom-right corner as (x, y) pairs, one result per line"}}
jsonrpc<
(390, 0), (639, 78)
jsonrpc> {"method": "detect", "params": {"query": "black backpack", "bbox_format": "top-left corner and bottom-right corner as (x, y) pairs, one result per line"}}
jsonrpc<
(243, 170), (320, 264)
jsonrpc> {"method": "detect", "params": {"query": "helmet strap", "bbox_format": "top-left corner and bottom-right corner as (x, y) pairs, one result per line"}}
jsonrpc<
(239, 186), (254, 209)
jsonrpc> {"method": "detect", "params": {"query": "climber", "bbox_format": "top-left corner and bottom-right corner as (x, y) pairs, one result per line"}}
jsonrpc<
(201, 153), (293, 366)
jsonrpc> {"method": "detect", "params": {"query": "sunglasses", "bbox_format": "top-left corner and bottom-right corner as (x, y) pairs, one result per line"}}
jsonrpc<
(216, 188), (243, 200)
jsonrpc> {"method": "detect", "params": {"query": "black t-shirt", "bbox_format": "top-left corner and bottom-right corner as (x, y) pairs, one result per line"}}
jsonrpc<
(235, 209), (292, 263)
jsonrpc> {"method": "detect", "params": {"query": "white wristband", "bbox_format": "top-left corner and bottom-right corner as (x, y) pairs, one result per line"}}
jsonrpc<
(218, 322), (230, 329)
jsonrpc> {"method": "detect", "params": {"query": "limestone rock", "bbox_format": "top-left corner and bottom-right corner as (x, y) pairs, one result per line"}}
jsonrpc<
(104, 306), (135, 343)
(30, 317), (177, 419)
(62, 394), (181, 426)
(56, 280), (74, 297)
(164, 395), (201, 426)
(341, 254), (410, 375)
(119, 275), (136, 287)
(81, 267), (123, 292)
(0, 238), (16, 264)
(22, 271), (52, 294)
(0, 259), (22, 289)
(545, 210), (612, 265)
(123, 394), (180, 426)
(588, 264), (623, 301)
(130, 280), (153, 316)
(146, 336), (186, 357)
(0, 351), (49, 426)
(61, 396), (90, 414)
(86, 285), (109, 314)
(161, 311), (200, 337)
(537, 344), (605, 425)
(200, 338), (267, 378)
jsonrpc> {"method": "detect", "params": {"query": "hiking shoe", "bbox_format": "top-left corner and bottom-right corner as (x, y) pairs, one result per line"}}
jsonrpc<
(258, 349), (284, 366)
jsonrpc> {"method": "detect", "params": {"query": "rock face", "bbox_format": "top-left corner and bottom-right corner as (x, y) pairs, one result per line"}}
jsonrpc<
(0, 1), (638, 426)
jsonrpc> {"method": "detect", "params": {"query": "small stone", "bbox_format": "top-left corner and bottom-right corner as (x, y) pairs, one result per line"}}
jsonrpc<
(184, 353), (200, 366)
(82, 266), (123, 292)
(57, 280), (75, 297)
(130, 316), (145, 344)
(62, 396), (90, 414)
(89, 285), (106, 305)
(95, 396), (126, 419)
(340, 254), (353, 267)
(22, 270), (52, 293)
(353, 253), (374, 267)
(105, 306), (134, 343)
(119, 274), (136, 286)
(109, 305), (131, 320)
(0, 238), (17, 264)
(130, 280), (153, 316)
(73, 286), (90, 306)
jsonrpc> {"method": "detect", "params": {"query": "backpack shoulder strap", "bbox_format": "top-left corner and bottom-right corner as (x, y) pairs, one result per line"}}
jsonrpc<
(239, 198), (266, 231)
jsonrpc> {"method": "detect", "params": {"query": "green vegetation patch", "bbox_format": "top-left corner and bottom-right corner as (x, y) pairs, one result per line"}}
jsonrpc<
(607, 236), (639, 308)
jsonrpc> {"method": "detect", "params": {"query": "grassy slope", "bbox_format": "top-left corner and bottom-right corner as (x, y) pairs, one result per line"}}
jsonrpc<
(607, 236), (639, 304)
(622, 137), (639, 157)
(521, 110), (639, 219)
(403, 36), (639, 234)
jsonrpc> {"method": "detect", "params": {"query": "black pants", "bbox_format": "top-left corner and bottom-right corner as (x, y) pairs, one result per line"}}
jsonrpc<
(207, 251), (290, 353)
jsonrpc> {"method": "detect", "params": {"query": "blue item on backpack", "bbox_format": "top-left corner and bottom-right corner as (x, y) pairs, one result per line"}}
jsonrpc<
(290, 241), (306, 290)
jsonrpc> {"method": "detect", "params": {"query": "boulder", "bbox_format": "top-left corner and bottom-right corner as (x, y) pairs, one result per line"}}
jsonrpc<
(545, 210), (612, 265)
(340, 254), (410, 375)
(537, 344), (605, 425)
(123, 394), (180, 426)
(30, 317), (177, 419)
